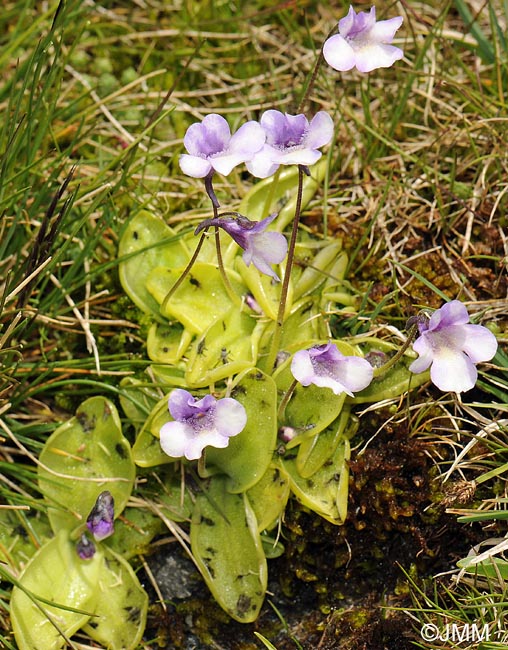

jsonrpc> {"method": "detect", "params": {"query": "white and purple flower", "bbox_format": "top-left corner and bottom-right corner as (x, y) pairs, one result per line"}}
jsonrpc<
(409, 300), (498, 393)
(195, 212), (287, 280)
(323, 6), (404, 73)
(291, 342), (373, 396)
(86, 491), (115, 542)
(160, 389), (247, 461)
(247, 110), (334, 178)
(179, 113), (266, 178)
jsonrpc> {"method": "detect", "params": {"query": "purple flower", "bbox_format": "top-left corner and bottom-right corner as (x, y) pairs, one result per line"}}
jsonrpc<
(323, 6), (403, 73)
(179, 114), (266, 178)
(160, 389), (247, 461)
(246, 110), (334, 178)
(86, 491), (115, 542)
(291, 342), (373, 396)
(76, 533), (96, 560)
(409, 300), (498, 393)
(195, 212), (287, 280)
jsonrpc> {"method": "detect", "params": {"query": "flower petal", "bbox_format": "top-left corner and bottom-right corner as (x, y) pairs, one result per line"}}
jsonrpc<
(249, 212), (279, 232)
(251, 231), (288, 264)
(338, 6), (354, 34)
(243, 248), (279, 280)
(428, 300), (469, 330)
(306, 112), (334, 149)
(323, 34), (357, 72)
(462, 324), (498, 363)
(291, 345), (373, 396)
(246, 147), (281, 178)
(335, 356), (374, 393)
(168, 388), (195, 420)
(184, 430), (230, 460)
(229, 120), (266, 155)
(310, 373), (351, 396)
(184, 114), (231, 157)
(259, 111), (309, 149)
(274, 148), (322, 167)
(210, 152), (254, 176)
(179, 154), (212, 178)
(291, 349), (317, 386)
(245, 231), (287, 279)
(214, 398), (247, 437)
(160, 420), (196, 459)
(369, 16), (404, 43)
(354, 44), (404, 73)
(429, 349), (478, 393)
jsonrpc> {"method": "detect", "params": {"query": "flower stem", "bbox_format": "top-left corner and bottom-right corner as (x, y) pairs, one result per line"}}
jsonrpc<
(211, 203), (243, 308)
(296, 25), (337, 114)
(264, 165), (305, 372)
(372, 324), (418, 378)
(297, 49), (325, 113)
(161, 231), (207, 314)
(278, 378), (298, 420)
(205, 172), (220, 208)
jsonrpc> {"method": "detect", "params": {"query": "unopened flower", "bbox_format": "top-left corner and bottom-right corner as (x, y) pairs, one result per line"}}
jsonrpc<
(76, 533), (96, 560)
(323, 6), (403, 73)
(86, 491), (115, 542)
(409, 300), (498, 393)
(291, 342), (373, 396)
(179, 114), (265, 178)
(195, 212), (287, 280)
(247, 110), (334, 178)
(160, 389), (247, 461)
(245, 293), (263, 314)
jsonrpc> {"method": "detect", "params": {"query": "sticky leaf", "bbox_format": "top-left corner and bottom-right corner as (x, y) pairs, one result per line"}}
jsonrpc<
(147, 322), (193, 364)
(293, 241), (344, 300)
(82, 548), (148, 650)
(191, 476), (267, 623)
(38, 397), (135, 534)
(118, 210), (189, 320)
(185, 308), (259, 388)
(146, 262), (243, 334)
(119, 377), (159, 431)
(0, 508), (52, 570)
(11, 530), (101, 650)
(296, 408), (355, 478)
(206, 369), (278, 493)
(247, 466), (290, 532)
(279, 439), (351, 525)
(236, 256), (292, 321)
(132, 396), (175, 468)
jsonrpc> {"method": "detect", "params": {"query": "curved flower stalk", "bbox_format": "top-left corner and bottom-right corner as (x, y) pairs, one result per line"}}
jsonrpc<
(247, 110), (334, 178)
(195, 212), (287, 280)
(323, 5), (403, 73)
(409, 300), (498, 393)
(179, 113), (265, 178)
(291, 342), (373, 396)
(160, 389), (247, 461)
